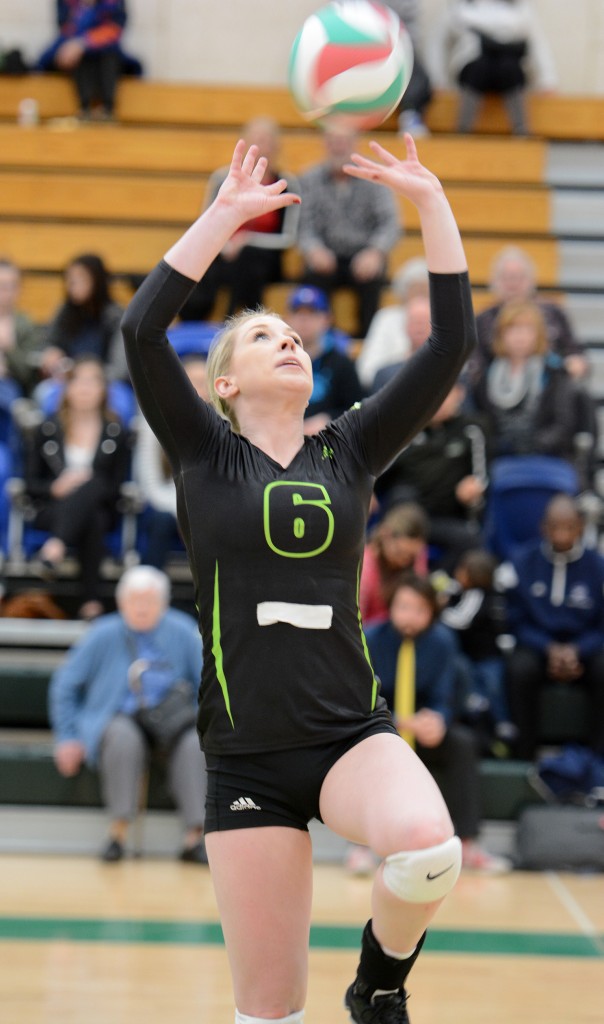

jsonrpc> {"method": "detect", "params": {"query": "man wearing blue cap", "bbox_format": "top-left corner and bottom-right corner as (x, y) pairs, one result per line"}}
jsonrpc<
(287, 285), (365, 434)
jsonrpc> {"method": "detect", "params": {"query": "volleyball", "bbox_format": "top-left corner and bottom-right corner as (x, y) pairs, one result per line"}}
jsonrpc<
(288, 1), (414, 130)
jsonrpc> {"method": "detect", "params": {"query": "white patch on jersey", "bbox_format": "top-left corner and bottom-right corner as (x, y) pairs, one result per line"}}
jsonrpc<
(256, 601), (333, 630)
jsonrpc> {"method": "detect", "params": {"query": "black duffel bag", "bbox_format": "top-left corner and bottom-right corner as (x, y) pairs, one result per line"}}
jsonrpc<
(516, 805), (604, 871)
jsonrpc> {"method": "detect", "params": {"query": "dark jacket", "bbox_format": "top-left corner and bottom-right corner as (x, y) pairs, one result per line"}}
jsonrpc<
(365, 619), (458, 725)
(472, 358), (580, 461)
(25, 413), (130, 509)
(502, 539), (604, 659)
(441, 586), (507, 661)
(375, 411), (489, 518)
(306, 343), (365, 421)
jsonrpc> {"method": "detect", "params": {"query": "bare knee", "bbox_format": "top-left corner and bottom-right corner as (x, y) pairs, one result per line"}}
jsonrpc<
(374, 810), (454, 860)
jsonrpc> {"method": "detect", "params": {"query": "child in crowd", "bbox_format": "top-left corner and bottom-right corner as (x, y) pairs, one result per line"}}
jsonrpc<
(440, 548), (517, 755)
(360, 502), (429, 627)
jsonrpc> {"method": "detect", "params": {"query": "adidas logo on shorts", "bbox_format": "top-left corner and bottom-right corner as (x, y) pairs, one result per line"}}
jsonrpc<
(230, 796), (262, 811)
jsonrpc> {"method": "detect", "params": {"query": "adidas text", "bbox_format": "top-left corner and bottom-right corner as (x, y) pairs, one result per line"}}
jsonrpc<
(230, 797), (262, 811)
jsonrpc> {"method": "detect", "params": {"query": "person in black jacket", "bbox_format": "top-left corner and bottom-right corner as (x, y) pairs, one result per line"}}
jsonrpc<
(40, 253), (128, 383)
(441, 547), (516, 753)
(376, 377), (489, 571)
(121, 134), (476, 1024)
(25, 355), (130, 619)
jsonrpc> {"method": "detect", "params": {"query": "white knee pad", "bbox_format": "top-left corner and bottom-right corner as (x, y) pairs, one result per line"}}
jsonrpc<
(382, 836), (462, 903)
(235, 1012), (304, 1024)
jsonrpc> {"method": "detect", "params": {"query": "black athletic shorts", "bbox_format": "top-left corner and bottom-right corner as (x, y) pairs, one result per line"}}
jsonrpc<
(204, 714), (398, 833)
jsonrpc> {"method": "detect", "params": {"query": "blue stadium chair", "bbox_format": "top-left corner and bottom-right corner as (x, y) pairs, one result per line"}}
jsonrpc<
(483, 455), (579, 561)
(167, 321), (222, 358)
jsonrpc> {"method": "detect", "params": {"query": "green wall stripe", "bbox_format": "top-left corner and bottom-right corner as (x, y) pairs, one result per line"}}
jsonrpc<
(0, 917), (602, 958)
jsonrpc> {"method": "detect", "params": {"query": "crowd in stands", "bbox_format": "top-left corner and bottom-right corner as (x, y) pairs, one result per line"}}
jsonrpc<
(3, 9), (603, 871)
(3, 221), (601, 845)
(1, 160), (601, 734)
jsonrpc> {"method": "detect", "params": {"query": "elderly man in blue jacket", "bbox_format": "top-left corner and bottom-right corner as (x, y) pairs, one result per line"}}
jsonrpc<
(49, 564), (206, 863)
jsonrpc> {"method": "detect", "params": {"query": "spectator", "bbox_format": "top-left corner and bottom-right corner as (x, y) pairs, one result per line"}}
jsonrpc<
(440, 548), (517, 754)
(366, 573), (510, 872)
(469, 245), (588, 385)
(389, 0), (433, 137)
(471, 299), (582, 462)
(375, 377), (489, 570)
(371, 293), (432, 392)
(23, 355), (131, 620)
(0, 259), (44, 396)
(284, 285), (364, 434)
(40, 253), (128, 383)
(360, 501), (429, 627)
(178, 117), (301, 323)
(134, 355), (209, 570)
(501, 493), (604, 759)
(428, 0), (557, 135)
(297, 124), (401, 338)
(49, 565), (207, 863)
(37, 1), (141, 121)
(356, 257), (429, 390)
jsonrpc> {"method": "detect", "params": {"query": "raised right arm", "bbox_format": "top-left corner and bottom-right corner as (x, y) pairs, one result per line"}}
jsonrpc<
(122, 141), (301, 468)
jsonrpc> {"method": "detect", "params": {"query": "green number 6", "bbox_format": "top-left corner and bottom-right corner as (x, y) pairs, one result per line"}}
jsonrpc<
(263, 481), (334, 558)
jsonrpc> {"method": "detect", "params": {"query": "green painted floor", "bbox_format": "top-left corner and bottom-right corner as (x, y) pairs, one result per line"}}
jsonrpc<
(0, 917), (603, 958)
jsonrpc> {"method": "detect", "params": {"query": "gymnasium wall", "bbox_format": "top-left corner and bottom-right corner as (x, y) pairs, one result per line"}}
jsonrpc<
(3, 0), (604, 95)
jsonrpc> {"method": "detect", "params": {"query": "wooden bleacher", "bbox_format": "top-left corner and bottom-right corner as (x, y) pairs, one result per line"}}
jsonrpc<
(0, 74), (564, 329)
(0, 74), (597, 330)
(1, 74), (604, 139)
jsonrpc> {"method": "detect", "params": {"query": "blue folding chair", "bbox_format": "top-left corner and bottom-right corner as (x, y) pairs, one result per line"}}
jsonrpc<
(167, 321), (222, 358)
(483, 455), (579, 561)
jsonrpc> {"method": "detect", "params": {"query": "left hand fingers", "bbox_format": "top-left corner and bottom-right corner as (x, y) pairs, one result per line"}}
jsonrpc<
(240, 144), (260, 176)
(229, 138), (248, 174)
(263, 177), (289, 195)
(251, 155), (268, 183)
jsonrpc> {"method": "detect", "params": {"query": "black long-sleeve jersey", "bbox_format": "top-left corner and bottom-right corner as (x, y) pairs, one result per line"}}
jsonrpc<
(122, 260), (475, 755)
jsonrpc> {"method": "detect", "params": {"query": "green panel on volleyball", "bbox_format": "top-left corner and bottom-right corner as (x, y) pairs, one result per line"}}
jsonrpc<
(317, 6), (380, 45)
(288, 33), (302, 75)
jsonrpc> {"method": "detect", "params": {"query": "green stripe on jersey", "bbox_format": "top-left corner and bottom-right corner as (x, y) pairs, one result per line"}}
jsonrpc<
(212, 561), (234, 728)
(356, 560), (378, 710)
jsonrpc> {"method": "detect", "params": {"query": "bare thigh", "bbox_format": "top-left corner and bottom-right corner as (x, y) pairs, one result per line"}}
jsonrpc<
(205, 826), (313, 1017)
(319, 732), (453, 856)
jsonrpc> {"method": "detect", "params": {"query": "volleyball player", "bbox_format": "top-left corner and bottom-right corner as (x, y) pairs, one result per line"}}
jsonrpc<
(122, 134), (476, 1024)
